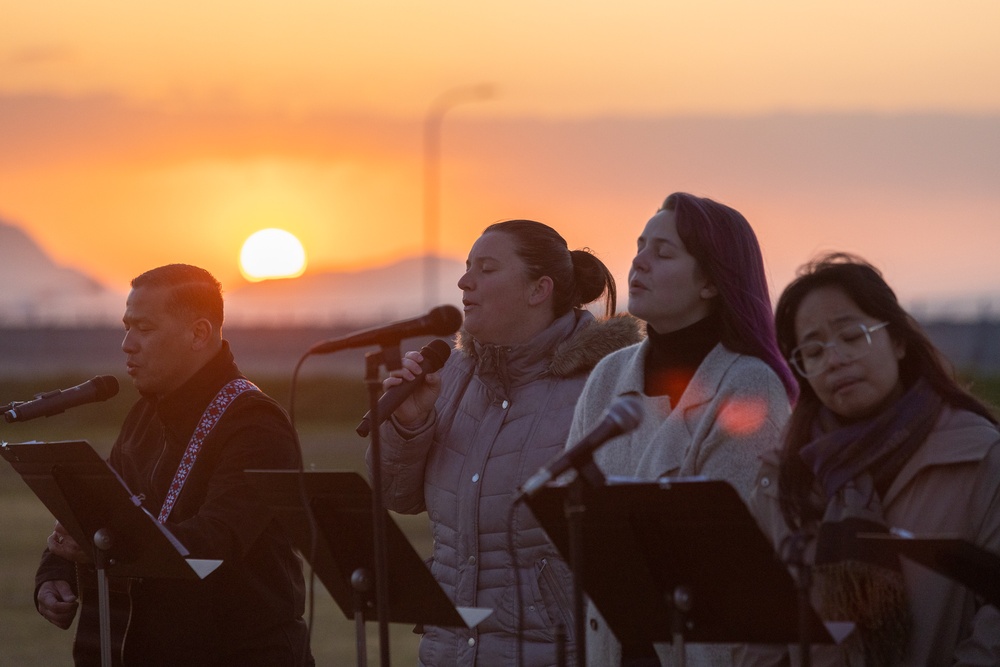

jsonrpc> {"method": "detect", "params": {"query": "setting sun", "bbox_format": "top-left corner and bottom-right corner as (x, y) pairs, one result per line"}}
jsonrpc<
(239, 228), (307, 282)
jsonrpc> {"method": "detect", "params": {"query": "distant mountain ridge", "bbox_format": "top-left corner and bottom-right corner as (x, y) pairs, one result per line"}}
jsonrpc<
(0, 219), (123, 325)
(226, 255), (465, 326)
(0, 217), (463, 326)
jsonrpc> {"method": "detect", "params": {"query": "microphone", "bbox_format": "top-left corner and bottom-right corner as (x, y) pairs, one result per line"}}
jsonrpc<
(3, 376), (120, 424)
(307, 305), (463, 355)
(516, 394), (643, 501)
(355, 339), (452, 437)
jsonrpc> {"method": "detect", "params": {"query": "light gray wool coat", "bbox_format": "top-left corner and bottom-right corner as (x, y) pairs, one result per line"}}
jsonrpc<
(369, 309), (641, 666)
(569, 340), (793, 667)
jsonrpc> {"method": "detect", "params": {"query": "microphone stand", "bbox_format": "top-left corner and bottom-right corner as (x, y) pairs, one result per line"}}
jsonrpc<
(564, 457), (607, 667)
(785, 530), (813, 667)
(364, 345), (402, 667)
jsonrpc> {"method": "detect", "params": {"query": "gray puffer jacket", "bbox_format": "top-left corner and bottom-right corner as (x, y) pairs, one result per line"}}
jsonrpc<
(370, 309), (641, 666)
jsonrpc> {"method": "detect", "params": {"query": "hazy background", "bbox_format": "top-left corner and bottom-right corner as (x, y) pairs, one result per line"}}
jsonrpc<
(2, 1), (999, 323)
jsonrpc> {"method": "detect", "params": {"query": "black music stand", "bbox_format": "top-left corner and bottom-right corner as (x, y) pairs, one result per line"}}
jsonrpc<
(526, 477), (848, 665)
(860, 532), (1000, 608)
(245, 470), (491, 667)
(0, 440), (221, 667)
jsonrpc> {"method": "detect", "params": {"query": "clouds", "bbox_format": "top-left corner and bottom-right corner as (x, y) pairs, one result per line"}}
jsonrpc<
(2, 1), (999, 328)
(1, 92), (998, 317)
(3, 2), (1000, 116)
(5, 44), (76, 67)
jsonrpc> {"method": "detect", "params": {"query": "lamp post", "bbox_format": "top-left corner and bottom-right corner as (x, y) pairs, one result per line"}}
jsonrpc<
(423, 83), (495, 309)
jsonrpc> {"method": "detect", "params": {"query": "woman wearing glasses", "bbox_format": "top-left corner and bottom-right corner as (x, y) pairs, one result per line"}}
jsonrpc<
(746, 253), (1000, 665)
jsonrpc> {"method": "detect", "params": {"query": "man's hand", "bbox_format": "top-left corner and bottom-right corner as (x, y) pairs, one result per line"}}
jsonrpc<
(47, 522), (88, 564)
(37, 580), (79, 629)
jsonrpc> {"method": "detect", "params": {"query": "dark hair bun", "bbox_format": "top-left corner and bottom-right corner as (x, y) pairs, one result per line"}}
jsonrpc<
(571, 248), (614, 309)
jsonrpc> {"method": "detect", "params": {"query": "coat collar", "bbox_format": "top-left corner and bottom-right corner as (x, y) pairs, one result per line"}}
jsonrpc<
(457, 310), (642, 385)
(610, 339), (739, 411)
(884, 406), (1000, 504)
(153, 340), (243, 443)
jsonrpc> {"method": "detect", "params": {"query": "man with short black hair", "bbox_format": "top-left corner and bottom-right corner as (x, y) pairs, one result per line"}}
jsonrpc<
(36, 264), (313, 666)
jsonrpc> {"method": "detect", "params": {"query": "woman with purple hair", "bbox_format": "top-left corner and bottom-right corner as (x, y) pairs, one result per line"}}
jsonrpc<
(569, 192), (798, 665)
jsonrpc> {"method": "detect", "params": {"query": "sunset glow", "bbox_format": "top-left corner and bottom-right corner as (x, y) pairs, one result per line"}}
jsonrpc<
(1, 1), (999, 315)
(239, 229), (307, 282)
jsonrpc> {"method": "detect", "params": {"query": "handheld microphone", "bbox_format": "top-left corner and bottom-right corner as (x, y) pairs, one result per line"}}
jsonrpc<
(3, 376), (120, 424)
(307, 305), (463, 355)
(516, 394), (643, 501)
(356, 339), (452, 437)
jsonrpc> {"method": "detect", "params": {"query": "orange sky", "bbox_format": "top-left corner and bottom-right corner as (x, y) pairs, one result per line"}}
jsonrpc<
(6, 2), (1000, 116)
(2, 1), (1000, 314)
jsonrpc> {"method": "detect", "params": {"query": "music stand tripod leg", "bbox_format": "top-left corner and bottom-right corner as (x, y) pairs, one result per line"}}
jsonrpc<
(786, 531), (813, 667)
(671, 585), (692, 667)
(93, 528), (115, 667)
(352, 568), (373, 667)
(565, 474), (588, 667)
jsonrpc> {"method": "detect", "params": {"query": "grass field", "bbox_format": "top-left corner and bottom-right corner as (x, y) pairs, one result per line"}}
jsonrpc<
(4, 371), (1000, 665)
(0, 376), (429, 666)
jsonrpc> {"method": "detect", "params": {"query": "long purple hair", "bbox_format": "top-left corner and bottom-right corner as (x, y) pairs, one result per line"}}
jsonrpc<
(664, 192), (798, 402)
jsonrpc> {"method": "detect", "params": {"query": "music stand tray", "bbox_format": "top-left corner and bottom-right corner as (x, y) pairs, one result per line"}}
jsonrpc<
(245, 469), (490, 628)
(860, 532), (1000, 608)
(1, 439), (221, 667)
(0, 440), (219, 579)
(525, 477), (838, 651)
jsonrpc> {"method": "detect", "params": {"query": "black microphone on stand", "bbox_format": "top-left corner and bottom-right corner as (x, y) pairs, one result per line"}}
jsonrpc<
(516, 394), (643, 501)
(355, 339), (452, 437)
(347, 313), (461, 667)
(3, 376), (120, 424)
(307, 305), (463, 355)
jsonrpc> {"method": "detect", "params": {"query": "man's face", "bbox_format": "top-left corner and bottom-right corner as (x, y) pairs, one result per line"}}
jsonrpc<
(121, 285), (202, 396)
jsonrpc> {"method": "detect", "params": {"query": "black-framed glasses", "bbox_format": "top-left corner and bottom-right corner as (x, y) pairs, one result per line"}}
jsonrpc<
(789, 321), (890, 378)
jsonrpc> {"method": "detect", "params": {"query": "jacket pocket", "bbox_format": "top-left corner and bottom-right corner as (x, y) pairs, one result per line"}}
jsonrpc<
(495, 564), (543, 635)
(536, 557), (575, 642)
(493, 557), (576, 640)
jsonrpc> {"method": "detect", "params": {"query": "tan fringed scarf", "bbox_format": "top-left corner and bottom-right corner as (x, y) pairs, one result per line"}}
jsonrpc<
(800, 379), (944, 665)
(811, 478), (912, 666)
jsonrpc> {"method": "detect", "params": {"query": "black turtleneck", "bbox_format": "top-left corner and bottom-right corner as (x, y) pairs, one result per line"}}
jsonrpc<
(643, 311), (722, 403)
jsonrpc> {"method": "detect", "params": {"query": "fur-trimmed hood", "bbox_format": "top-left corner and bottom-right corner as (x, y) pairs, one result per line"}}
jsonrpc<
(456, 310), (642, 380)
(547, 313), (643, 377)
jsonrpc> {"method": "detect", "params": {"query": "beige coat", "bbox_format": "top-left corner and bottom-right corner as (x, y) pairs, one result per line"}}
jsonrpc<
(745, 406), (1000, 666)
(568, 341), (793, 666)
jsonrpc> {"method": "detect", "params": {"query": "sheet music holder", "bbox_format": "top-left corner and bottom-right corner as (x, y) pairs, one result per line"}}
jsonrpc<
(526, 477), (841, 659)
(0, 440), (221, 667)
(860, 532), (1000, 608)
(245, 470), (490, 626)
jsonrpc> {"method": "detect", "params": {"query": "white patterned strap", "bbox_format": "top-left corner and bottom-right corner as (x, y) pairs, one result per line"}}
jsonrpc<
(157, 378), (260, 524)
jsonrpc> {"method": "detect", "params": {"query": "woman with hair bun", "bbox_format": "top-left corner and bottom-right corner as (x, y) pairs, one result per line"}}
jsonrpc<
(368, 219), (641, 666)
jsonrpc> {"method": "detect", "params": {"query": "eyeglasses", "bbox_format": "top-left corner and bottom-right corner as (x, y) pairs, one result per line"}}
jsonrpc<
(789, 321), (890, 378)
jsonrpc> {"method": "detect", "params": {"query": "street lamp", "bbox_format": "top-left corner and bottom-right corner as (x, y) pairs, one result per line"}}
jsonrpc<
(423, 83), (495, 309)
